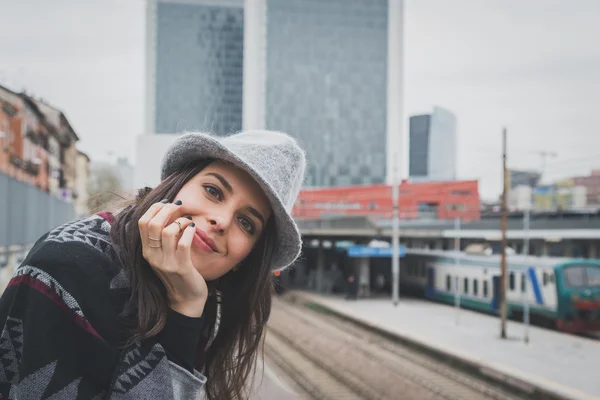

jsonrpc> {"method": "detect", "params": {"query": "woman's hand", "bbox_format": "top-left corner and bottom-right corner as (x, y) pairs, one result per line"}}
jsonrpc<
(138, 200), (208, 318)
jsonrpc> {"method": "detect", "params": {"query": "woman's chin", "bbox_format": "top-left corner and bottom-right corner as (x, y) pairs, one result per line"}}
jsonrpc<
(192, 266), (221, 282)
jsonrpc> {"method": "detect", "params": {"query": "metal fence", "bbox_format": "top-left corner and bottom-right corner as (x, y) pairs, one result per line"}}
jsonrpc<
(0, 172), (75, 248)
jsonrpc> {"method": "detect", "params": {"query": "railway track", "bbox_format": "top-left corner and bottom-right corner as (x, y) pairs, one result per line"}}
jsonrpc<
(265, 296), (529, 400)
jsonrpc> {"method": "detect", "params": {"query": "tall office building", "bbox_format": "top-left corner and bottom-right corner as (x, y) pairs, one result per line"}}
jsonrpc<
(245, 0), (404, 187)
(409, 107), (457, 181)
(146, 0), (244, 135)
(140, 0), (404, 188)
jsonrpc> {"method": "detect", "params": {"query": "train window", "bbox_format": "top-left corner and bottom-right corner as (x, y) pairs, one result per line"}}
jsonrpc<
(509, 272), (515, 291)
(543, 272), (549, 286)
(521, 272), (526, 293)
(446, 275), (451, 291)
(483, 281), (489, 298)
(473, 279), (479, 296)
(563, 267), (586, 288)
(463, 278), (469, 294)
(420, 265), (426, 277)
(549, 273), (555, 283)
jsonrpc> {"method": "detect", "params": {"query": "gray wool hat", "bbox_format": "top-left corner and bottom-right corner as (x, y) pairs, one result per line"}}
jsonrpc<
(161, 130), (307, 270)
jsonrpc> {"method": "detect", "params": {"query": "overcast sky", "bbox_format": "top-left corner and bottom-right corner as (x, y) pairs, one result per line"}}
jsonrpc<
(1, 0), (599, 199)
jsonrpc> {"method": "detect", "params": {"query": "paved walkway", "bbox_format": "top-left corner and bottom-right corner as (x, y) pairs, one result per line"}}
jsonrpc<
(295, 291), (600, 400)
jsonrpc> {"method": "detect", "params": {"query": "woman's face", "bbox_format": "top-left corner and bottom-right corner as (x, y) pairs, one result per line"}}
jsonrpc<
(173, 161), (272, 280)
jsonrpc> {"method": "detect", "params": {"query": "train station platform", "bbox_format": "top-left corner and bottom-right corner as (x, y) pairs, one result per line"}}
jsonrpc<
(289, 291), (600, 400)
(252, 359), (305, 399)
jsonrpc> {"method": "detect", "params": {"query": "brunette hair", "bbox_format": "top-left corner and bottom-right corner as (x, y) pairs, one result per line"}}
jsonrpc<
(110, 160), (275, 399)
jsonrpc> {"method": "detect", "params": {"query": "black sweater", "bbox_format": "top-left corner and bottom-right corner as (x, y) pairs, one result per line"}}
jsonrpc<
(0, 214), (211, 399)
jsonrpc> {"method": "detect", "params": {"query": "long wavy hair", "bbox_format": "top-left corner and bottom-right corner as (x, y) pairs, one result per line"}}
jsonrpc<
(109, 160), (275, 400)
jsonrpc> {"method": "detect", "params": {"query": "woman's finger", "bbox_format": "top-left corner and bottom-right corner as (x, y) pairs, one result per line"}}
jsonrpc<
(161, 217), (194, 260)
(177, 221), (196, 259)
(138, 199), (169, 248)
(147, 200), (184, 242)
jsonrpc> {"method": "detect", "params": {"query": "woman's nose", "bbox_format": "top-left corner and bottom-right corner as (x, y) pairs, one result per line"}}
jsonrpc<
(207, 213), (232, 233)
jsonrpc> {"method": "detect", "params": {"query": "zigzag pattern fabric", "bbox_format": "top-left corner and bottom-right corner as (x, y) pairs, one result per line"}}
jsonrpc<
(0, 215), (207, 399)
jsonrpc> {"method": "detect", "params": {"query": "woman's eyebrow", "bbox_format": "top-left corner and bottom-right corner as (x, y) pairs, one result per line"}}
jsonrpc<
(206, 172), (233, 194)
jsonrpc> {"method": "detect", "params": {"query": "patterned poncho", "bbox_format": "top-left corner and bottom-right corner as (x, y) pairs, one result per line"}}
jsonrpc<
(0, 214), (208, 399)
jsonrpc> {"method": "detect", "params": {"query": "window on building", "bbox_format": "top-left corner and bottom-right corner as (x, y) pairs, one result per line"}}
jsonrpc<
(446, 275), (451, 291)
(451, 190), (472, 196)
(463, 278), (469, 294)
(483, 281), (489, 298)
(509, 272), (515, 291)
(473, 279), (479, 296)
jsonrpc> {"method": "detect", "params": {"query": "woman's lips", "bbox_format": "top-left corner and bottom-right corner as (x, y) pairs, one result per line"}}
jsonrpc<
(192, 228), (218, 253)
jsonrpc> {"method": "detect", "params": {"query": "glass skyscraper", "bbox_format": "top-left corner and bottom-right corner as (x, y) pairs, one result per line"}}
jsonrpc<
(144, 0), (404, 188)
(409, 107), (457, 181)
(146, 0), (244, 135)
(262, 0), (389, 187)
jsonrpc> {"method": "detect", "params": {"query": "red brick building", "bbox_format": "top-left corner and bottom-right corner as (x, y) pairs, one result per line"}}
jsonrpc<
(293, 180), (481, 221)
(0, 84), (79, 196)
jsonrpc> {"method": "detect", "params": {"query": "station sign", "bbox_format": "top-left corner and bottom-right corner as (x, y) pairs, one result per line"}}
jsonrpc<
(347, 245), (406, 258)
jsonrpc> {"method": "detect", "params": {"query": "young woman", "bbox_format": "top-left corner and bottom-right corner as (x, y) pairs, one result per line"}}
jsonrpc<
(0, 130), (306, 400)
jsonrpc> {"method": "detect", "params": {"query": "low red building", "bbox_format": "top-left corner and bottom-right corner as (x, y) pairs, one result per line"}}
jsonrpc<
(293, 180), (481, 221)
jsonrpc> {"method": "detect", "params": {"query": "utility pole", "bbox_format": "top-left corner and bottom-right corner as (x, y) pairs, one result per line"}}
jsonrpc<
(523, 208), (531, 344)
(500, 127), (508, 339)
(392, 153), (400, 306)
(454, 217), (461, 325)
(538, 151), (557, 175)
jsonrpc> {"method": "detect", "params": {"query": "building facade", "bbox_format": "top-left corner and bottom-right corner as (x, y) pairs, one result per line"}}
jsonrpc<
(572, 170), (600, 206)
(146, 0), (244, 135)
(293, 180), (480, 221)
(0, 84), (82, 203)
(258, 0), (398, 187)
(534, 180), (587, 211)
(508, 185), (533, 211)
(409, 106), (457, 181)
(508, 169), (541, 189)
(0, 86), (50, 190)
(31, 99), (80, 201)
(143, 0), (404, 188)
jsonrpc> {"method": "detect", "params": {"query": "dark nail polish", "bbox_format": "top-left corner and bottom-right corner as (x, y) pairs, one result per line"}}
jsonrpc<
(186, 216), (193, 220)
(190, 223), (195, 228)
(160, 199), (169, 204)
(174, 200), (182, 206)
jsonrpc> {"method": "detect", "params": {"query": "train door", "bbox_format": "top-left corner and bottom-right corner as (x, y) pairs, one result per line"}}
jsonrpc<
(425, 266), (435, 298)
(492, 276), (500, 312)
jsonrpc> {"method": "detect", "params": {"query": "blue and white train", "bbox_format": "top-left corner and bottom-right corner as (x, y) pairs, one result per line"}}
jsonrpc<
(401, 249), (600, 333)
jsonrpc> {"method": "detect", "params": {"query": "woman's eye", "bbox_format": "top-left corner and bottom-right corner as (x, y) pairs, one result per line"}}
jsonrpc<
(238, 217), (255, 234)
(205, 185), (222, 200)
